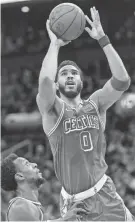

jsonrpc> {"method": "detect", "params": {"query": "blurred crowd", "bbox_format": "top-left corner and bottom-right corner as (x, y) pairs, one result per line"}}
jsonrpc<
(1, 7), (135, 221)
(1, 67), (38, 115)
(1, 15), (135, 56)
(114, 15), (135, 44)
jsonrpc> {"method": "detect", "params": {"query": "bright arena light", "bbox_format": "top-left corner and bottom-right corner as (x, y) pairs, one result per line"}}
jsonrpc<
(21, 6), (30, 12)
(1, 0), (31, 4)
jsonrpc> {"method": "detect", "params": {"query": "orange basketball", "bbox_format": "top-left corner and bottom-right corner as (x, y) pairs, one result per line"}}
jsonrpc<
(49, 3), (86, 41)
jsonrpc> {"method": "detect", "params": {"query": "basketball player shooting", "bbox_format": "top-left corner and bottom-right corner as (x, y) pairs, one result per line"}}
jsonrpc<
(36, 6), (134, 221)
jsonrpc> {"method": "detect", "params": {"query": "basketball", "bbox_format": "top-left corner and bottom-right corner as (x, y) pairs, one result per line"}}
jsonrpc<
(49, 3), (86, 41)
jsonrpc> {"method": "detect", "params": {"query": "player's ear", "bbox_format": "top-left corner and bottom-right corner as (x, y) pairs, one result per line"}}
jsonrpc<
(55, 82), (59, 90)
(15, 172), (25, 182)
(81, 81), (83, 89)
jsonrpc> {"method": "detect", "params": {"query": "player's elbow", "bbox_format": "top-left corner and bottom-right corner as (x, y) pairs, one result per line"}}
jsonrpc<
(127, 76), (131, 87)
(111, 76), (131, 91)
(122, 70), (131, 82)
(122, 75), (131, 91)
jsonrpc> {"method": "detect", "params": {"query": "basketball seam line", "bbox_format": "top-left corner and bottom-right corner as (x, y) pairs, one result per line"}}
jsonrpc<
(80, 12), (83, 32)
(51, 7), (75, 27)
(60, 10), (79, 39)
(73, 11), (83, 39)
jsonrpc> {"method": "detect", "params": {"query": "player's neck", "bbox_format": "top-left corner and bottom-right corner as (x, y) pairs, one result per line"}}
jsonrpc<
(61, 93), (82, 108)
(17, 185), (39, 203)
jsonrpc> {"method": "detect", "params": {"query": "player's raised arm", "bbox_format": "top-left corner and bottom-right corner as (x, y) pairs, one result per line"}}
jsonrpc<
(85, 7), (131, 111)
(37, 20), (70, 115)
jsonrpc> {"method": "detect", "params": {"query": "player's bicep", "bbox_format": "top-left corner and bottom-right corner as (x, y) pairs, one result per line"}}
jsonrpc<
(37, 77), (56, 115)
(91, 77), (130, 111)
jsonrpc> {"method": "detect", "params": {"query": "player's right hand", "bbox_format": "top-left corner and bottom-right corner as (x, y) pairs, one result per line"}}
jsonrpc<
(62, 201), (89, 221)
(46, 20), (71, 47)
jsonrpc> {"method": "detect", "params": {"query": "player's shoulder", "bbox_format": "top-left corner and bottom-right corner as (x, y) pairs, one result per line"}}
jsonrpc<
(9, 198), (34, 212)
(88, 89), (108, 113)
(89, 90), (102, 104)
(8, 198), (39, 221)
(37, 92), (63, 116)
(85, 90), (101, 109)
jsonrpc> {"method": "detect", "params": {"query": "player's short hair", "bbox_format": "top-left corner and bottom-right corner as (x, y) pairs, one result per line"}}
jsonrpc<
(55, 60), (83, 82)
(1, 153), (18, 191)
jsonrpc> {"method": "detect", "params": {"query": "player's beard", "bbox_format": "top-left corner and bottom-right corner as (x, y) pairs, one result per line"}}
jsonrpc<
(29, 177), (45, 188)
(58, 81), (82, 98)
(35, 177), (45, 188)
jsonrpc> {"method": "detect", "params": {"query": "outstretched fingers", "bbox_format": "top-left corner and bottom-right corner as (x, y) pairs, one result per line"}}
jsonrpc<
(85, 15), (93, 28)
(92, 6), (100, 22)
(85, 27), (93, 36)
(90, 7), (96, 21)
(93, 6), (99, 15)
(46, 19), (50, 31)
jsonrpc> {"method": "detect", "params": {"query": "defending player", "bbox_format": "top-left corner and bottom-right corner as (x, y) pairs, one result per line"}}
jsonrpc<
(1, 154), (88, 221)
(36, 6), (134, 221)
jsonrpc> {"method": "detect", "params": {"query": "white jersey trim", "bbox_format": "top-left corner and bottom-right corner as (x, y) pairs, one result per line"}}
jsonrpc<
(9, 197), (41, 205)
(47, 102), (64, 137)
(89, 99), (105, 130)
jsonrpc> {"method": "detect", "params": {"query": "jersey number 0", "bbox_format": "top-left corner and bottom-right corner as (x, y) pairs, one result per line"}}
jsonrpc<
(80, 131), (93, 151)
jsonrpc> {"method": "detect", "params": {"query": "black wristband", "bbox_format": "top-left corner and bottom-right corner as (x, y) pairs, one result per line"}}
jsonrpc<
(110, 76), (131, 91)
(98, 35), (110, 48)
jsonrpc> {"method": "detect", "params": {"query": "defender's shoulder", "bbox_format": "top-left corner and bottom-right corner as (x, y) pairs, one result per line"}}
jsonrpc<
(9, 198), (34, 213)
(8, 198), (39, 221)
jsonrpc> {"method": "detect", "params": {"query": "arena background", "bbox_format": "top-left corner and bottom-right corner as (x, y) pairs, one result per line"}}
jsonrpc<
(1, 0), (135, 220)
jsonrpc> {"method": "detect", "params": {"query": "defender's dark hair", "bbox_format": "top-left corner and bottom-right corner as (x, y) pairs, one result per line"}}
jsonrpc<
(1, 153), (18, 191)
(55, 60), (83, 82)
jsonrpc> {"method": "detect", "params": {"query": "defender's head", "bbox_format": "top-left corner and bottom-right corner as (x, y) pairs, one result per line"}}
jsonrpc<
(56, 60), (83, 98)
(1, 154), (44, 191)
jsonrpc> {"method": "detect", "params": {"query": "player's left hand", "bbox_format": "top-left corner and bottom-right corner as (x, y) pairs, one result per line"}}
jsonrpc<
(85, 6), (105, 40)
(62, 201), (89, 221)
(46, 20), (71, 47)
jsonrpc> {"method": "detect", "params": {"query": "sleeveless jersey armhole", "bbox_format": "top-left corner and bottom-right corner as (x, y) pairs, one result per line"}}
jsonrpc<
(89, 99), (105, 131)
(7, 198), (18, 222)
(47, 102), (64, 137)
